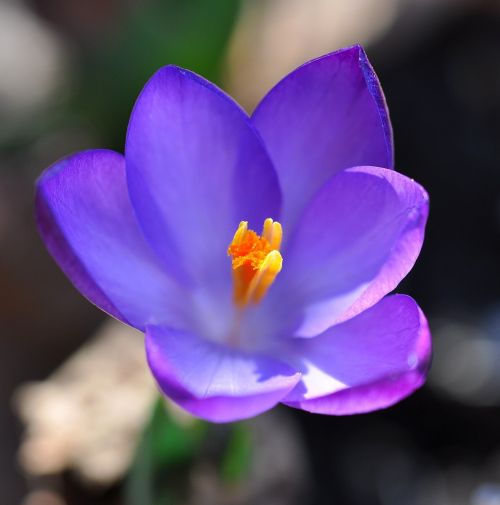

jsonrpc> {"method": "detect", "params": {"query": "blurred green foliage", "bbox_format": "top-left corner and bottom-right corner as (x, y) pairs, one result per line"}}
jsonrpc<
(0, 0), (240, 156)
(74, 0), (241, 149)
(220, 421), (252, 484)
(125, 399), (253, 505)
(125, 400), (207, 505)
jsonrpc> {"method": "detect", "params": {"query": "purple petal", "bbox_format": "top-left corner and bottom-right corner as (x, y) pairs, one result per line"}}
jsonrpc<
(126, 66), (281, 290)
(252, 45), (393, 229)
(36, 150), (186, 330)
(283, 295), (431, 414)
(146, 326), (301, 422)
(274, 165), (428, 337)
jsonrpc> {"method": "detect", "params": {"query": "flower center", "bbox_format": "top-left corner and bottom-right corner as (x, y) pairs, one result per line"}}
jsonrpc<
(227, 218), (283, 307)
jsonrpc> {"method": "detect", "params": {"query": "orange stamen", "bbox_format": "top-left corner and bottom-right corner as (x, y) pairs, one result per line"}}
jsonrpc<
(227, 219), (283, 306)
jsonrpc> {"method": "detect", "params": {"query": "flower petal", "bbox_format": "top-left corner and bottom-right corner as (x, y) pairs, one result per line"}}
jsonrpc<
(273, 165), (428, 337)
(146, 326), (301, 422)
(126, 66), (281, 289)
(36, 149), (186, 330)
(252, 45), (393, 229)
(283, 295), (431, 414)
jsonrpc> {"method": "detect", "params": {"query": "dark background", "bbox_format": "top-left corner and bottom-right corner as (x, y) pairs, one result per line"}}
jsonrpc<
(1, 0), (500, 504)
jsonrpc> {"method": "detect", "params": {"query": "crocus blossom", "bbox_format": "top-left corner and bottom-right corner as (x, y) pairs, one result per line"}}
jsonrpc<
(36, 45), (431, 423)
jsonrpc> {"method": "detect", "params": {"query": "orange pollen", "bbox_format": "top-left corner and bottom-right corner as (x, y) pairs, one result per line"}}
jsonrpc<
(227, 218), (283, 307)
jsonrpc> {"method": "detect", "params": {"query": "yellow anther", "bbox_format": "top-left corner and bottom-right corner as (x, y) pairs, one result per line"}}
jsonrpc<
(227, 219), (283, 306)
(232, 220), (248, 246)
(244, 249), (282, 304)
(262, 218), (283, 250)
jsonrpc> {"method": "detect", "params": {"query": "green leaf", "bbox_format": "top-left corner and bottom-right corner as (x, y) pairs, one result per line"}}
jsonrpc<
(74, 0), (242, 148)
(124, 399), (206, 505)
(220, 422), (252, 484)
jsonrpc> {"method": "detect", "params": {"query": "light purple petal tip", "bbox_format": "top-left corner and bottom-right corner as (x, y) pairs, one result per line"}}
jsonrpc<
(334, 167), (429, 325)
(35, 149), (185, 330)
(252, 44), (393, 230)
(274, 165), (428, 337)
(283, 295), (431, 414)
(146, 326), (301, 423)
(126, 65), (281, 290)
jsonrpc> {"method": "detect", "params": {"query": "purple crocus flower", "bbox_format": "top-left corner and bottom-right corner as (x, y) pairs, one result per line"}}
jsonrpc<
(36, 45), (431, 423)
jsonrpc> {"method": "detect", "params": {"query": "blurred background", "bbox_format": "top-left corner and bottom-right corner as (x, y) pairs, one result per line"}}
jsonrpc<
(1, 0), (500, 503)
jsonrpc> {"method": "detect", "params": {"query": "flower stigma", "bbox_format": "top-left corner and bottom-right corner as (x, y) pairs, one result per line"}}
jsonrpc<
(227, 218), (283, 307)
